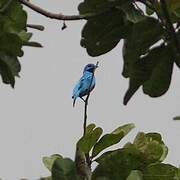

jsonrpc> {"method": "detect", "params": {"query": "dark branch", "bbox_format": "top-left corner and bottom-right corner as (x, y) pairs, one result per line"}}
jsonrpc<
(83, 61), (99, 136)
(83, 61), (99, 169)
(27, 24), (45, 31)
(19, 0), (96, 21)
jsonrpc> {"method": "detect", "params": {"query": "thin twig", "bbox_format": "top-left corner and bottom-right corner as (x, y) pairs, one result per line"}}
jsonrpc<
(19, 0), (98, 21)
(160, 0), (180, 58)
(83, 61), (99, 136)
(83, 61), (99, 169)
(27, 24), (45, 31)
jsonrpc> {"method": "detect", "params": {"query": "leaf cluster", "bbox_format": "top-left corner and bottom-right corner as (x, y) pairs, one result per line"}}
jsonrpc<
(41, 123), (180, 180)
(0, 0), (41, 87)
(79, 0), (180, 104)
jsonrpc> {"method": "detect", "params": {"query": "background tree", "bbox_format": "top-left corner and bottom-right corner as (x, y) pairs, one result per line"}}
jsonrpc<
(0, 0), (180, 179)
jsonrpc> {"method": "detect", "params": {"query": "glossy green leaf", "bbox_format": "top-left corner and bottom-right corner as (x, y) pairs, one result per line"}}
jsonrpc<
(78, 0), (132, 14)
(0, 53), (21, 87)
(81, 9), (131, 57)
(0, 53), (21, 77)
(122, 17), (163, 78)
(143, 163), (178, 180)
(92, 123), (135, 158)
(123, 45), (173, 105)
(42, 154), (62, 171)
(52, 157), (79, 180)
(0, 0), (27, 33)
(142, 50), (173, 97)
(127, 170), (143, 180)
(133, 132), (168, 164)
(0, 57), (15, 87)
(121, 3), (145, 23)
(23, 41), (43, 48)
(92, 147), (147, 180)
(0, 32), (23, 57)
(18, 31), (33, 42)
(77, 127), (103, 153)
(86, 123), (96, 135)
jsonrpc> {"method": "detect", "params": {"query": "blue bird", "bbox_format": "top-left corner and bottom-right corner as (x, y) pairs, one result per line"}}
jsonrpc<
(72, 64), (97, 107)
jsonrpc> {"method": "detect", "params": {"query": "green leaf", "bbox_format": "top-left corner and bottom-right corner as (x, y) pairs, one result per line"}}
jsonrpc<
(127, 170), (143, 180)
(39, 176), (52, 180)
(18, 30), (33, 42)
(122, 17), (163, 77)
(42, 154), (62, 171)
(173, 116), (180, 120)
(92, 146), (147, 180)
(0, 53), (21, 76)
(23, 41), (43, 48)
(143, 163), (178, 180)
(0, 32), (23, 56)
(77, 127), (103, 153)
(92, 123), (135, 158)
(0, 0), (27, 33)
(146, 6), (154, 15)
(142, 49), (173, 97)
(0, 53), (21, 87)
(0, 57), (15, 87)
(81, 9), (131, 57)
(52, 157), (79, 180)
(123, 45), (173, 105)
(86, 123), (96, 135)
(121, 3), (145, 23)
(78, 0), (132, 14)
(133, 132), (168, 164)
(166, 0), (180, 12)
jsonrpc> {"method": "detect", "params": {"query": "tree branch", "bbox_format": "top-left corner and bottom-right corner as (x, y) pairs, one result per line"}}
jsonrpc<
(19, 0), (96, 21)
(83, 61), (99, 169)
(27, 24), (45, 31)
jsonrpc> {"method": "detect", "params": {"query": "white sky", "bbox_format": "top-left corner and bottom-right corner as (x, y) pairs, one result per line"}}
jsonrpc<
(0, 0), (180, 179)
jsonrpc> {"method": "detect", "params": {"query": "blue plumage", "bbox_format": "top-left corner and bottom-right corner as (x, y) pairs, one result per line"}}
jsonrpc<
(72, 64), (97, 107)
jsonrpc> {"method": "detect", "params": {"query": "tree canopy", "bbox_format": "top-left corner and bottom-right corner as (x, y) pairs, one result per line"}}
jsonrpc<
(0, 0), (180, 179)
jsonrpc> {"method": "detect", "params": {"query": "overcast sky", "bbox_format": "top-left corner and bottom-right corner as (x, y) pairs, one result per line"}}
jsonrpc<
(0, 0), (180, 179)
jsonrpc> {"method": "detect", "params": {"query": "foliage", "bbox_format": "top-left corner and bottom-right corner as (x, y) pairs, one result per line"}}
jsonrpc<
(79, 0), (180, 105)
(41, 123), (180, 180)
(0, 0), (180, 180)
(1, 0), (180, 104)
(0, 0), (41, 87)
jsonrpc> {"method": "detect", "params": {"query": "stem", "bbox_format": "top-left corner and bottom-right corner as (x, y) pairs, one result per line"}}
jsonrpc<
(27, 24), (45, 31)
(83, 61), (99, 169)
(83, 61), (99, 136)
(19, 0), (97, 21)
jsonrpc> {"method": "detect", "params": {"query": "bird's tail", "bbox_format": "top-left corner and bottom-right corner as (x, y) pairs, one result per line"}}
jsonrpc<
(72, 96), (76, 107)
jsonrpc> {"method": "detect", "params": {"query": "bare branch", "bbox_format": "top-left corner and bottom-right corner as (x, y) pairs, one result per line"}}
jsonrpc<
(27, 24), (45, 31)
(19, 0), (96, 21)
(83, 61), (99, 169)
